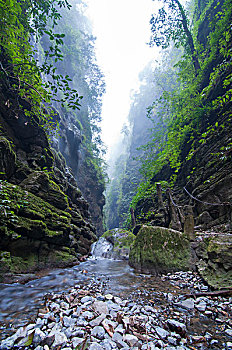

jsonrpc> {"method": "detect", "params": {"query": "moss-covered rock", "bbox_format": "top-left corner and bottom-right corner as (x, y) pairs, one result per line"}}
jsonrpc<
(0, 76), (98, 281)
(100, 228), (135, 260)
(20, 171), (68, 210)
(0, 180), (95, 277)
(196, 233), (232, 289)
(0, 136), (16, 180)
(129, 225), (191, 273)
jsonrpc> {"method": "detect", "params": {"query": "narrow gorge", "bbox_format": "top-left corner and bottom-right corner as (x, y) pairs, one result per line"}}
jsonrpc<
(0, 0), (231, 349)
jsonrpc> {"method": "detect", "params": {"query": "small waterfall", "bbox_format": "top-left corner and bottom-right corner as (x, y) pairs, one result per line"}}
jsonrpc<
(91, 237), (114, 259)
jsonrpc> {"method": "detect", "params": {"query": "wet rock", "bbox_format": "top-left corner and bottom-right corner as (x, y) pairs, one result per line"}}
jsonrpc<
(226, 329), (232, 337)
(129, 226), (191, 273)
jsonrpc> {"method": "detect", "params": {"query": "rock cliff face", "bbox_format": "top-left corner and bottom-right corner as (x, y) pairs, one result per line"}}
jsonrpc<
(0, 78), (97, 279)
(52, 112), (105, 235)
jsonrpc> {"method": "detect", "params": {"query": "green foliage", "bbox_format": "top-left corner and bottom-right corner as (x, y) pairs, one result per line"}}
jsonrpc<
(141, 0), (232, 182)
(0, 0), (82, 131)
(114, 0), (232, 229)
(150, 0), (200, 73)
(131, 180), (169, 210)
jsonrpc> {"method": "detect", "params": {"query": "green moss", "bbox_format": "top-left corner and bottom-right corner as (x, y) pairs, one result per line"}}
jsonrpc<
(46, 229), (63, 237)
(0, 251), (12, 272)
(52, 249), (75, 263)
(197, 234), (232, 289)
(0, 180), (92, 274)
(117, 232), (136, 249)
(129, 225), (191, 273)
(0, 136), (16, 159)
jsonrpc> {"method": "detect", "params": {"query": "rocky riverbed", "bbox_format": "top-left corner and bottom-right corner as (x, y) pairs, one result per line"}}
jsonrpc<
(0, 267), (232, 350)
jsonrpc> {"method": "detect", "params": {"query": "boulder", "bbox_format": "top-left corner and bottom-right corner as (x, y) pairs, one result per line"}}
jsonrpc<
(129, 225), (192, 273)
(196, 233), (232, 289)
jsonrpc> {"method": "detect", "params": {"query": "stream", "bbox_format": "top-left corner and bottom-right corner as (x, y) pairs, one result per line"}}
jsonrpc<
(0, 255), (232, 348)
(0, 259), (176, 330)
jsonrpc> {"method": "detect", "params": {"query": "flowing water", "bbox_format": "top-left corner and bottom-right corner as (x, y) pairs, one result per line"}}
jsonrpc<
(0, 257), (231, 347)
(0, 258), (184, 337)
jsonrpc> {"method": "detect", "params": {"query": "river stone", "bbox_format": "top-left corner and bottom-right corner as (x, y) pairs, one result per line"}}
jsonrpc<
(50, 331), (67, 349)
(114, 296), (123, 305)
(63, 315), (76, 327)
(0, 335), (17, 350)
(72, 327), (85, 338)
(93, 301), (109, 314)
(105, 294), (113, 300)
(75, 316), (88, 326)
(195, 301), (207, 312)
(112, 332), (128, 348)
(89, 342), (104, 350)
(226, 329), (232, 337)
(33, 329), (46, 345)
(81, 311), (94, 320)
(100, 339), (112, 350)
(155, 326), (169, 339)
(81, 296), (93, 304)
(141, 343), (159, 350)
(72, 337), (84, 347)
(115, 324), (125, 334)
(91, 326), (106, 340)
(90, 314), (106, 327)
(123, 334), (139, 347)
(168, 336), (178, 346)
(167, 319), (187, 336)
(178, 298), (195, 310)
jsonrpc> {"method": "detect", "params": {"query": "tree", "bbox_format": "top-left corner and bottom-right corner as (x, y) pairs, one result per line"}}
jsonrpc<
(0, 0), (82, 130)
(150, 0), (200, 74)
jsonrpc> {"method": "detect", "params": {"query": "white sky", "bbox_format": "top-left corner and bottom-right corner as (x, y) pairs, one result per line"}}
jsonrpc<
(86, 0), (159, 155)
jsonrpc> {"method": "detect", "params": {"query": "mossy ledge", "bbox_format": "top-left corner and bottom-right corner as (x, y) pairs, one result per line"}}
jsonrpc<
(129, 225), (192, 274)
(0, 180), (96, 281)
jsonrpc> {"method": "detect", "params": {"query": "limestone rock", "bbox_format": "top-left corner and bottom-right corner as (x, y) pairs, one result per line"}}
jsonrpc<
(196, 234), (232, 289)
(129, 225), (191, 273)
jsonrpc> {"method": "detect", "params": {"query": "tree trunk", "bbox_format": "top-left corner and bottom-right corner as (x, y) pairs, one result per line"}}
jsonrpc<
(130, 207), (136, 228)
(175, 0), (200, 75)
